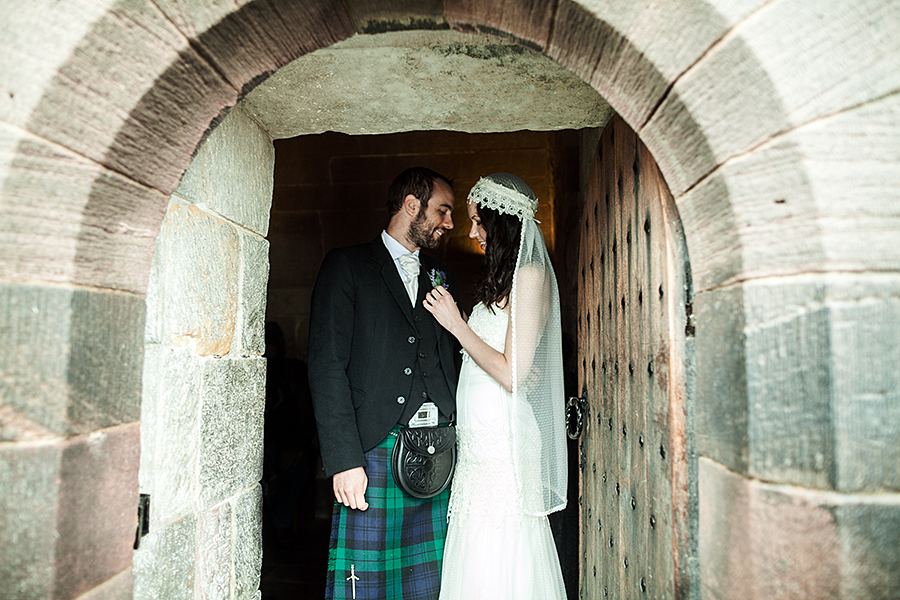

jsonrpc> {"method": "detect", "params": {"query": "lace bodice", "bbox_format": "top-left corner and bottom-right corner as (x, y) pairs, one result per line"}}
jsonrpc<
(461, 303), (508, 362)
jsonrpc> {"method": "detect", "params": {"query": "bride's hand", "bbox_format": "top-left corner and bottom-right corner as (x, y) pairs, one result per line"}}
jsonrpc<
(423, 286), (462, 333)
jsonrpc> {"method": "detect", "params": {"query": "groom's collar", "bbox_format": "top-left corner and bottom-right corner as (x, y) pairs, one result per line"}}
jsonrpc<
(381, 230), (420, 261)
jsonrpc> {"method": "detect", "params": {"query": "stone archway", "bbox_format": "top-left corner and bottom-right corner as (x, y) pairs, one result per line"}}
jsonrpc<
(1, 2), (898, 599)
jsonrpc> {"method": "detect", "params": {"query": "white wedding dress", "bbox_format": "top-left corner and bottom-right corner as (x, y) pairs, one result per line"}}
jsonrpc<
(439, 303), (566, 600)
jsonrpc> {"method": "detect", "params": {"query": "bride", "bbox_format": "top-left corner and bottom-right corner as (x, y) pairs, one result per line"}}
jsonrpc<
(424, 173), (567, 600)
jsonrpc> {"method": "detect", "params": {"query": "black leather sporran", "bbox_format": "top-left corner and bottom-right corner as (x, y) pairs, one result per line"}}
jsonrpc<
(391, 425), (456, 499)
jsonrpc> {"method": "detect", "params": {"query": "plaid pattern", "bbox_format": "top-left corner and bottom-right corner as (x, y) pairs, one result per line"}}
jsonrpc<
(325, 427), (450, 600)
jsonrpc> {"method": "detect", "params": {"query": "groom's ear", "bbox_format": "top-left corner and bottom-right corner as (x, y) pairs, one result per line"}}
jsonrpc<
(403, 194), (420, 217)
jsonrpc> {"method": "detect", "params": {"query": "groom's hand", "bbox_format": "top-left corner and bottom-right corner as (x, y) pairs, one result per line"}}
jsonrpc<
(333, 466), (369, 511)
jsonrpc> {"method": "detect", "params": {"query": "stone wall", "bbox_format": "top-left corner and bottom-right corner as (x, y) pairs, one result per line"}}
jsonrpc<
(133, 104), (273, 600)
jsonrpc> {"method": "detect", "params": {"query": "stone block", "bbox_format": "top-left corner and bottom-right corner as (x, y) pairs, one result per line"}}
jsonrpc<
(199, 357), (265, 510)
(677, 91), (900, 293)
(234, 231), (270, 357)
(232, 484), (263, 599)
(836, 502), (900, 599)
(0, 283), (145, 438)
(139, 346), (202, 528)
(642, 0), (900, 199)
(132, 513), (196, 600)
(548, 0), (733, 132)
(642, 32), (786, 198)
(175, 104), (275, 237)
(446, 0), (555, 49)
(77, 568), (134, 600)
(695, 284), (750, 475)
(158, 201), (239, 357)
(18, 0), (236, 194)
(696, 274), (900, 492)
(54, 423), (140, 600)
(154, 0), (354, 94)
(0, 441), (61, 599)
(0, 0), (114, 127)
(241, 31), (608, 138)
(0, 124), (167, 293)
(737, 0), (900, 129)
(700, 457), (900, 600)
(196, 500), (233, 600)
(826, 277), (900, 492)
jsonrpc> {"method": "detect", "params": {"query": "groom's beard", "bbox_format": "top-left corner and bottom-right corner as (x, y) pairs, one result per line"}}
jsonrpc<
(408, 206), (441, 250)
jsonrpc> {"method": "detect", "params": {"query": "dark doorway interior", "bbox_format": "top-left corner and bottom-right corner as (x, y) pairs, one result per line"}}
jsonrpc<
(260, 129), (589, 599)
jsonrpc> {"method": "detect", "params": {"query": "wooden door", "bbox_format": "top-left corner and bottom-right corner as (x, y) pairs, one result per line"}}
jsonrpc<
(577, 116), (696, 599)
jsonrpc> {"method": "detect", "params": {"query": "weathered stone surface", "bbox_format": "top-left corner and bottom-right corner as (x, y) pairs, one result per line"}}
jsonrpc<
(0, 283), (145, 439)
(77, 567), (134, 600)
(197, 500), (233, 600)
(642, 0), (900, 198)
(695, 284), (750, 476)
(836, 502), (900, 599)
(158, 200), (239, 357)
(175, 104), (275, 237)
(199, 357), (265, 509)
(0, 441), (61, 599)
(155, 0), (354, 94)
(700, 457), (900, 600)
(642, 33), (786, 198)
(737, 0), (900, 130)
(235, 230), (270, 358)
(21, 0), (236, 195)
(696, 274), (900, 492)
(446, 0), (555, 49)
(0, 0), (114, 126)
(55, 423), (140, 600)
(133, 513), (196, 600)
(344, 0), (445, 34)
(232, 484), (263, 600)
(241, 30), (610, 138)
(139, 345), (202, 528)
(549, 0), (739, 132)
(0, 124), (167, 293)
(676, 76), (900, 293)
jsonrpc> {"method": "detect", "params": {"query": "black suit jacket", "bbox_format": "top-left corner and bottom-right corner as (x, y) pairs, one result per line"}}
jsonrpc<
(308, 236), (461, 477)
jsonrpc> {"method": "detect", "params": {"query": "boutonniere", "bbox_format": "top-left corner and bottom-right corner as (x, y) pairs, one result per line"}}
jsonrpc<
(428, 268), (449, 290)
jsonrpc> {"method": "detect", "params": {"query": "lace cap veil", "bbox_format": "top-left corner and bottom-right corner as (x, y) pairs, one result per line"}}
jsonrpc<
(468, 173), (567, 516)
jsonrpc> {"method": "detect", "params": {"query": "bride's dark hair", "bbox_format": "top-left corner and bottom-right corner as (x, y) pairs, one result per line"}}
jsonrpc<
(474, 203), (522, 310)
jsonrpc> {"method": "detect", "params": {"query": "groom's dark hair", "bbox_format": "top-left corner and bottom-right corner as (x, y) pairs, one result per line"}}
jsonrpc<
(387, 167), (453, 217)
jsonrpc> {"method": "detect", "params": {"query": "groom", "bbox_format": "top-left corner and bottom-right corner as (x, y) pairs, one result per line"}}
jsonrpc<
(308, 167), (461, 600)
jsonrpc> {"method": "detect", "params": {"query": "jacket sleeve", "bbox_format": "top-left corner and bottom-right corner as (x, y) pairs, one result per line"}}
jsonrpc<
(307, 248), (366, 476)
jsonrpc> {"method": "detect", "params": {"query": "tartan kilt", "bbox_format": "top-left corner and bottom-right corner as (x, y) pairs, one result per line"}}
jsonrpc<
(325, 426), (450, 600)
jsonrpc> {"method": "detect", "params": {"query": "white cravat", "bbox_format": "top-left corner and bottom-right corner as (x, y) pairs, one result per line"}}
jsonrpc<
(397, 253), (420, 305)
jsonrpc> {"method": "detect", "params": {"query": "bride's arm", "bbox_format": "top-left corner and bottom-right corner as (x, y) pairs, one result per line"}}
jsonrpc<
(424, 286), (513, 392)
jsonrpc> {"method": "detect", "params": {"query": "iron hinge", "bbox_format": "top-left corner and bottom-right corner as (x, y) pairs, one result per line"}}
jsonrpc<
(134, 494), (150, 550)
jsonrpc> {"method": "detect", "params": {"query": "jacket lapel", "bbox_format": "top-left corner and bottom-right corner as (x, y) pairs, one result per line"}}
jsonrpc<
(370, 237), (416, 327)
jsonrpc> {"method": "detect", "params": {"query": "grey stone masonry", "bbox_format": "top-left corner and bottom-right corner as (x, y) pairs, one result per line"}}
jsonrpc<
(134, 104), (273, 599)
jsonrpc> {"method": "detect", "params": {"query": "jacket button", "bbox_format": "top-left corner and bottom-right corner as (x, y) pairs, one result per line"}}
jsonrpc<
(404, 367), (412, 376)
(414, 316), (421, 322)
(408, 336), (416, 344)
(419, 352), (426, 358)
(421, 391), (428, 398)
(397, 396), (406, 404)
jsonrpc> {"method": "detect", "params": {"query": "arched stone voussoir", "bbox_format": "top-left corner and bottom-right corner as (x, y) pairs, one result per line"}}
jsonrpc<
(676, 88), (900, 293)
(342, 0), (447, 35)
(548, 0), (757, 133)
(0, 124), (168, 293)
(22, 0), (237, 196)
(445, 0), (556, 51)
(153, 0), (355, 95)
(643, 0), (900, 200)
